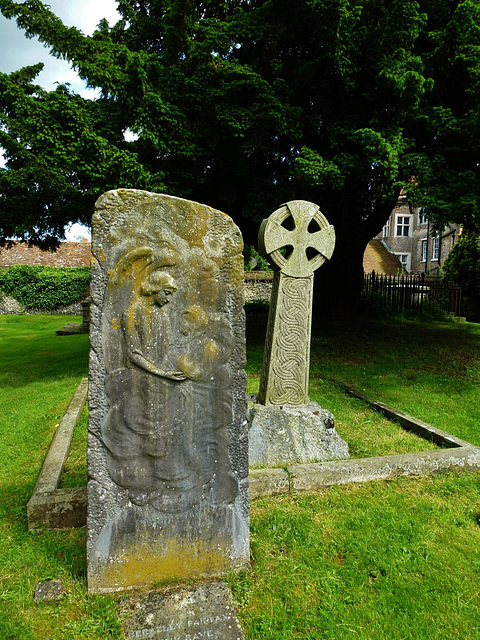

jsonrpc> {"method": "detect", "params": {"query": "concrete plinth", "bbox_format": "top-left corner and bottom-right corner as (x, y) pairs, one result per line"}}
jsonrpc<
(248, 396), (349, 468)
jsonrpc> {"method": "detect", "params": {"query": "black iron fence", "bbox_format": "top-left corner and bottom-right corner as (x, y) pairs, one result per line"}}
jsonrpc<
(362, 272), (462, 317)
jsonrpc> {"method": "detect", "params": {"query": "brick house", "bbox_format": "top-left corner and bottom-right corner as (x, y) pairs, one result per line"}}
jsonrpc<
(373, 192), (461, 274)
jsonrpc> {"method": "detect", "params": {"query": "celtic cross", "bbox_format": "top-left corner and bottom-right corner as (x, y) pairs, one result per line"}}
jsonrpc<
(257, 200), (335, 405)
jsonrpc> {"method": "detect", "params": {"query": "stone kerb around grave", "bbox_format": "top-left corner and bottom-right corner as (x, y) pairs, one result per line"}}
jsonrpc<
(87, 189), (249, 594)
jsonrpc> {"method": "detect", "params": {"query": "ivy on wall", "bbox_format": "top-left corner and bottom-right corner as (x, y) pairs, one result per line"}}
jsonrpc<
(0, 265), (90, 310)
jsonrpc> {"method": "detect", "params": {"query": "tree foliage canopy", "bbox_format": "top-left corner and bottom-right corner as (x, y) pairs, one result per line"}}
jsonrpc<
(1, 0), (479, 315)
(443, 230), (480, 321)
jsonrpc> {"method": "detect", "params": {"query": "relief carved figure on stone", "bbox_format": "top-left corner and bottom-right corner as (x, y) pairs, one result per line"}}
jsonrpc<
(100, 236), (238, 514)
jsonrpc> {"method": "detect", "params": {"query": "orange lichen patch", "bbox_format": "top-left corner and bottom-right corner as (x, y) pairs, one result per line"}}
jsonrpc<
(111, 317), (122, 331)
(204, 341), (220, 363)
(91, 537), (233, 593)
(107, 247), (153, 287)
(177, 353), (201, 380)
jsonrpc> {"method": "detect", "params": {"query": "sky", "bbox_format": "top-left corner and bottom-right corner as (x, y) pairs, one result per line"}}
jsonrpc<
(0, 0), (120, 93)
(0, 0), (120, 240)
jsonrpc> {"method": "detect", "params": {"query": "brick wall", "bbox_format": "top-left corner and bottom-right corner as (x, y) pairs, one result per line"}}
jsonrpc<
(0, 241), (91, 268)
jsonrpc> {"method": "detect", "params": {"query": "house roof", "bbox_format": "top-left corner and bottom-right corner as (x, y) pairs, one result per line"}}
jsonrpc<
(0, 241), (91, 268)
(363, 239), (403, 275)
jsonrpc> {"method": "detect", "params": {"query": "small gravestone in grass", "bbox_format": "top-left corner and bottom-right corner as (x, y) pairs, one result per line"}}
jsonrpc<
(87, 189), (249, 595)
(118, 581), (244, 640)
(248, 200), (349, 467)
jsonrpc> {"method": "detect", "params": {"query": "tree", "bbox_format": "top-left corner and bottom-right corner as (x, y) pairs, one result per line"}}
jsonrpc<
(442, 230), (480, 322)
(1, 0), (479, 318)
(0, 65), (152, 248)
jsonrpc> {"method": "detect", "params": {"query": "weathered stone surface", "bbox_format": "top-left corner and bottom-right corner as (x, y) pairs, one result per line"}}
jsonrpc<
(248, 201), (348, 467)
(27, 487), (87, 530)
(289, 447), (480, 492)
(248, 400), (349, 468)
(34, 579), (63, 602)
(32, 378), (88, 495)
(257, 200), (335, 406)
(56, 322), (87, 335)
(118, 581), (244, 640)
(88, 190), (249, 593)
(0, 295), (22, 314)
(249, 467), (290, 498)
(27, 378), (88, 530)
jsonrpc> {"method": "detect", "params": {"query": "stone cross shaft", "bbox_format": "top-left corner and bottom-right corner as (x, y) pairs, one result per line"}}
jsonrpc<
(257, 200), (335, 405)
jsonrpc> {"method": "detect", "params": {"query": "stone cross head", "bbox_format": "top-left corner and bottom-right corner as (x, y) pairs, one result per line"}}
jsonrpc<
(258, 200), (335, 277)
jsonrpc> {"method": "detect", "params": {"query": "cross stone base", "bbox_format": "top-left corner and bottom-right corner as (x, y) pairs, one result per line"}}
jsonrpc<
(247, 396), (349, 468)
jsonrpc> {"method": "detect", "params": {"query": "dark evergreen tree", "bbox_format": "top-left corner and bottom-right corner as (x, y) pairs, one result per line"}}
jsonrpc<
(1, 0), (479, 317)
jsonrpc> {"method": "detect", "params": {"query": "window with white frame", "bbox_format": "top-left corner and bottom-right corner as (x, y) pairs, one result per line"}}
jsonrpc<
(432, 236), (440, 261)
(418, 208), (428, 225)
(395, 214), (411, 237)
(395, 253), (411, 272)
(382, 218), (391, 239)
(421, 239), (428, 262)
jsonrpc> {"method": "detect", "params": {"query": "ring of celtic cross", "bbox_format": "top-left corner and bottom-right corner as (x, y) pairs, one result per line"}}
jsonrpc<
(258, 200), (335, 278)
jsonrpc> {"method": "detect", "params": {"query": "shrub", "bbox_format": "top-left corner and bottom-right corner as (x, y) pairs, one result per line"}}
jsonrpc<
(244, 245), (271, 271)
(0, 264), (90, 310)
(442, 230), (480, 322)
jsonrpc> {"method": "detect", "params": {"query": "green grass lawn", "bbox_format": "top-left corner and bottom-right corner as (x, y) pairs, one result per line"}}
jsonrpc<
(0, 315), (121, 639)
(312, 318), (480, 447)
(231, 474), (480, 640)
(0, 313), (479, 639)
(247, 314), (480, 449)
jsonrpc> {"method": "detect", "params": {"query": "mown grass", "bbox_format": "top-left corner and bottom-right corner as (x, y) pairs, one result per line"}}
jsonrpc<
(60, 407), (88, 489)
(247, 373), (438, 459)
(311, 318), (480, 447)
(0, 315), (121, 639)
(247, 314), (480, 449)
(0, 313), (479, 639)
(230, 473), (480, 640)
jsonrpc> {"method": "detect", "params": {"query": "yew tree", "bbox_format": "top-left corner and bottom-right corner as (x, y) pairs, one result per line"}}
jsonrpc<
(0, 0), (479, 318)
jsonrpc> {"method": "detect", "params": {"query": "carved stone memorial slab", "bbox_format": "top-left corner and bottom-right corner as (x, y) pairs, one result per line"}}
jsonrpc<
(118, 581), (244, 640)
(87, 190), (249, 593)
(249, 200), (349, 466)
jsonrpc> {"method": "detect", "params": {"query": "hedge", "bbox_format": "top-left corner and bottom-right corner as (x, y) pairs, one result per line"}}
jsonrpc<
(0, 265), (90, 310)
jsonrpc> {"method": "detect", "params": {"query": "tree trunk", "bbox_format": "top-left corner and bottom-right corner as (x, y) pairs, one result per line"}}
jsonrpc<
(313, 223), (369, 324)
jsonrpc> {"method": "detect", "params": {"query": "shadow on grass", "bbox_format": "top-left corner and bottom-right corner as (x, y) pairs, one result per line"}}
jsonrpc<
(0, 335), (89, 389)
(0, 478), (87, 581)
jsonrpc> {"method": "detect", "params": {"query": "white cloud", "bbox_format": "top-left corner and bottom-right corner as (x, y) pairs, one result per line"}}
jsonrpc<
(49, 0), (120, 35)
(64, 222), (91, 242)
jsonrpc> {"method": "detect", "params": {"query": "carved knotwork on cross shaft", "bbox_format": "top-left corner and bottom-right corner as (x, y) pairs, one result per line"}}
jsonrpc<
(257, 201), (335, 405)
